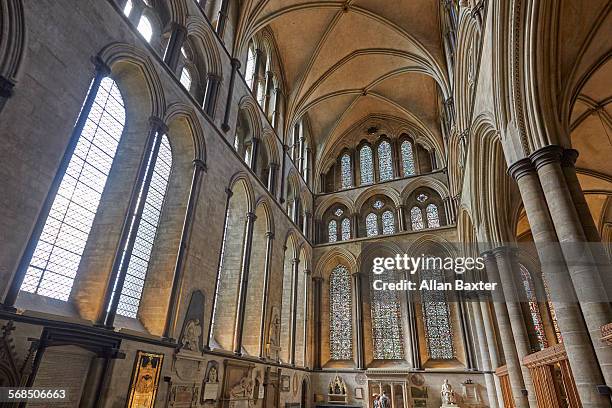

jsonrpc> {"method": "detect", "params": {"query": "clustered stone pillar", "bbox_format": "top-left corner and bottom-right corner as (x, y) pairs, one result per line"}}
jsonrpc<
(471, 300), (499, 408)
(258, 231), (274, 358)
(233, 211), (257, 355)
(221, 58), (240, 132)
(483, 251), (530, 408)
(352, 272), (365, 369)
(162, 158), (207, 340)
(509, 155), (611, 408)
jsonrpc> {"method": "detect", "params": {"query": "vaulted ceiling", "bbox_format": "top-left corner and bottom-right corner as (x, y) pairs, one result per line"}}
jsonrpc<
(235, 0), (450, 154)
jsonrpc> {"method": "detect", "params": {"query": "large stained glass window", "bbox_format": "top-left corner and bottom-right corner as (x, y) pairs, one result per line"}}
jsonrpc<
(401, 140), (416, 176)
(520, 265), (547, 350)
(328, 220), (338, 243)
(370, 269), (404, 359)
(22, 77), (126, 300)
(426, 204), (440, 228)
(421, 268), (454, 359)
(359, 145), (374, 185)
(117, 135), (173, 317)
(382, 210), (395, 235)
(410, 207), (424, 231)
(329, 265), (353, 360)
(341, 218), (351, 241)
(366, 213), (378, 237)
(341, 154), (352, 189)
(378, 141), (393, 181)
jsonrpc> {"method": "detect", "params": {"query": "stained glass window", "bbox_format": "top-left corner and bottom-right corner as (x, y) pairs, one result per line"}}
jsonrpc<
(137, 15), (153, 42)
(520, 265), (547, 350)
(401, 140), (416, 176)
(245, 45), (256, 89)
(117, 135), (173, 318)
(378, 141), (393, 181)
(329, 265), (353, 360)
(373, 200), (384, 210)
(370, 269), (404, 359)
(22, 77), (126, 300)
(417, 193), (428, 203)
(341, 218), (351, 240)
(341, 154), (352, 189)
(410, 207), (424, 230)
(359, 145), (374, 185)
(334, 208), (344, 217)
(421, 268), (454, 359)
(426, 204), (440, 228)
(366, 213), (378, 237)
(382, 210), (395, 235)
(180, 67), (192, 90)
(328, 220), (337, 243)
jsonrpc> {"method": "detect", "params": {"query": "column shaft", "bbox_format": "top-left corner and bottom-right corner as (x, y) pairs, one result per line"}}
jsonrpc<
(353, 273), (365, 369)
(289, 258), (300, 365)
(258, 232), (274, 358)
(221, 59), (240, 132)
(163, 23), (187, 72)
(233, 211), (257, 354)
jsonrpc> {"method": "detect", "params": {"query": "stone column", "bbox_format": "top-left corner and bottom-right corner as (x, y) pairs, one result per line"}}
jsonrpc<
(509, 157), (611, 408)
(250, 137), (260, 170)
(471, 301), (498, 408)
(259, 231), (274, 358)
(0, 75), (15, 114)
(272, 87), (282, 131)
(397, 205), (406, 232)
(481, 301), (505, 408)
(313, 276), (323, 370)
(233, 211), (257, 355)
(267, 163), (278, 194)
(3, 58), (111, 308)
(263, 71), (275, 115)
(290, 257), (300, 365)
(303, 211), (311, 240)
(102, 117), (168, 328)
(531, 146), (612, 388)
(203, 74), (221, 117)
(163, 23), (187, 72)
(162, 159), (206, 340)
(483, 251), (530, 408)
(216, 0), (230, 38)
(221, 58), (240, 132)
(352, 272), (365, 369)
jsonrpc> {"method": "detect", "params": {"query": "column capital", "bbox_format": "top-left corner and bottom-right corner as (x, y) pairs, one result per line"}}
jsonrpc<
(561, 148), (579, 168)
(192, 158), (207, 172)
(149, 116), (169, 134)
(313, 276), (323, 283)
(265, 231), (275, 239)
(269, 162), (279, 170)
(207, 73), (222, 82)
(91, 56), (111, 77)
(304, 269), (312, 275)
(230, 58), (241, 69)
(225, 187), (233, 197)
(490, 246), (518, 259)
(169, 21), (187, 36)
(292, 257), (300, 266)
(246, 211), (257, 221)
(0, 75), (15, 98)
(507, 157), (535, 181)
(530, 145), (564, 171)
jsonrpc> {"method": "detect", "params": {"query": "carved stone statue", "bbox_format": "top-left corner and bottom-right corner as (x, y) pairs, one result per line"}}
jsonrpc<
(208, 366), (218, 383)
(441, 379), (458, 407)
(379, 391), (391, 408)
(181, 319), (202, 352)
(230, 376), (254, 399)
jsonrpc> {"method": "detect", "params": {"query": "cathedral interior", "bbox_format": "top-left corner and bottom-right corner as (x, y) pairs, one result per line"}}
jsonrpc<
(0, 0), (611, 407)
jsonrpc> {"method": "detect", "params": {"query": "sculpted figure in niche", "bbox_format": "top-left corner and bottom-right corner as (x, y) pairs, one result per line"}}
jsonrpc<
(441, 379), (457, 406)
(230, 376), (254, 399)
(208, 366), (218, 383)
(182, 319), (202, 351)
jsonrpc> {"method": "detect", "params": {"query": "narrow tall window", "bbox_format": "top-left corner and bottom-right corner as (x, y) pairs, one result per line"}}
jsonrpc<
(421, 268), (454, 359)
(341, 218), (351, 241)
(401, 140), (416, 176)
(378, 141), (393, 181)
(382, 210), (395, 235)
(341, 154), (352, 189)
(116, 135), (173, 318)
(328, 220), (337, 243)
(21, 77), (126, 300)
(366, 213), (378, 237)
(329, 265), (353, 360)
(180, 67), (192, 90)
(123, 0), (133, 16)
(137, 15), (153, 42)
(426, 204), (440, 228)
(359, 145), (374, 185)
(370, 268), (404, 359)
(520, 265), (547, 350)
(245, 44), (256, 89)
(411, 207), (424, 230)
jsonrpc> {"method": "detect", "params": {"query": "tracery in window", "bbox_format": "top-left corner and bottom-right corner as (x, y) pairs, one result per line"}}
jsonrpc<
(117, 135), (173, 318)
(334, 208), (344, 217)
(370, 268), (404, 359)
(328, 220), (338, 243)
(520, 265), (547, 350)
(426, 204), (440, 228)
(411, 207), (424, 230)
(366, 213), (378, 237)
(341, 154), (352, 189)
(373, 200), (384, 210)
(382, 210), (395, 235)
(329, 265), (353, 360)
(421, 268), (454, 359)
(180, 67), (192, 90)
(401, 140), (416, 176)
(417, 193), (428, 203)
(359, 145), (374, 185)
(378, 141), (393, 181)
(21, 77), (126, 300)
(137, 15), (153, 42)
(341, 218), (351, 241)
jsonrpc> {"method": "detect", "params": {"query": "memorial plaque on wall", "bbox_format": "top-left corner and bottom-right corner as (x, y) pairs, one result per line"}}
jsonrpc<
(127, 351), (164, 408)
